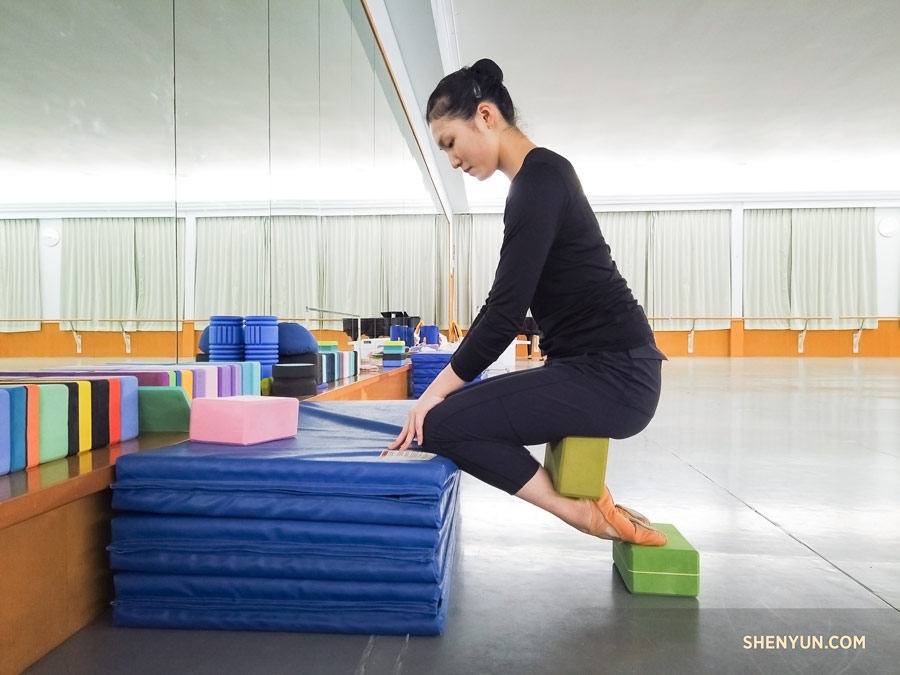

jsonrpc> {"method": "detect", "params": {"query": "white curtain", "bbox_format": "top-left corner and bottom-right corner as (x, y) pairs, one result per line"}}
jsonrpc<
(381, 214), (444, 326)
(744, 209), (792, 329)
(434, 215), (450, 328)
(194, 216), (269, 327)
(60, 218), (136, 331)
(790, 208), (876, 330)
(0, 219), (41, 332)
(319, 215), (384, 320)
(134, 217), (185, 330)
(646, 210), (731, 331)
(596, 211), (650, 310)
(453, 213), (504, 327)
(270, 215), (321, 327)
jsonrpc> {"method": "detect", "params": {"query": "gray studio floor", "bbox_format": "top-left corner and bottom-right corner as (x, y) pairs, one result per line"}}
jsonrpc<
(26, 358), (900, 674)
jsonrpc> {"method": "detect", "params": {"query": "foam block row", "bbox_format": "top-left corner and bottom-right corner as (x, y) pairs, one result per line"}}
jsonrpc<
(51, 362), (261, 399)
(0, 373), (139, 444)
(0, 377), (139, 474)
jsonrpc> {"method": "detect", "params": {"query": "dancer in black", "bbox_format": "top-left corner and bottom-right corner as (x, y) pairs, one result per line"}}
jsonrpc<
(388, 59), (667, 545)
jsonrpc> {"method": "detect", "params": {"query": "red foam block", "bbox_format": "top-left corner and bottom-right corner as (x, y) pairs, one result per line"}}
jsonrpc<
(189, 396), (299, 446)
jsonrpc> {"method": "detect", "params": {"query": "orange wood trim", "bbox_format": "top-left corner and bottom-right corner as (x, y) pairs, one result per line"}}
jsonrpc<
(0, 491), (113, 675)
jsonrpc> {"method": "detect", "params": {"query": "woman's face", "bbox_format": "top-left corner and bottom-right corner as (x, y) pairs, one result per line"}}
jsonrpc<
(430, 113), (498, 181)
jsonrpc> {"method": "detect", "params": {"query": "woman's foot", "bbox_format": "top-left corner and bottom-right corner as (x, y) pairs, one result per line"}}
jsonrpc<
(583, 487), (667, 546)
(615, 503), (650, 526)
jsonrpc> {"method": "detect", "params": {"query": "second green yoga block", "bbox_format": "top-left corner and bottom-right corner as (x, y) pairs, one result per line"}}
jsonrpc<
(543, 436), (609, 498)
(612, 523), (699, 597)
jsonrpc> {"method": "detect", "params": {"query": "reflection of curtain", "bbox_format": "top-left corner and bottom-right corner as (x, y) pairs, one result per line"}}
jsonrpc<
(596, 211), (650, 309)
(453, 214), (504, 327)
(646, 210), (731, 331)
(319, 215), (384, 319)
(744, 209), (791, 329)
(60, 218), (136, 331)
(434, 216), (450, 328)
(270, 215), (321, 327)
(381, 214), (443, 325)
(194, 216), (269, 326)
(134, 217), (185, 330)
(0, 219), (41, 332)
(790, 208), (876, 330)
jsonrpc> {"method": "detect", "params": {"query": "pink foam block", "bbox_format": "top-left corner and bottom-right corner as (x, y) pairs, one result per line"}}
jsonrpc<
(189, 395), (299, 446)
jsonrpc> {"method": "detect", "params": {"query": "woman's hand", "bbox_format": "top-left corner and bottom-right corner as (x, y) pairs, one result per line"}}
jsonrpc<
(388, 392), (446, 451)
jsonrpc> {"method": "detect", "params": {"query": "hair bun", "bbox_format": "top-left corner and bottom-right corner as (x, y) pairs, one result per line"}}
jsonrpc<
(471, 58), (503, 84)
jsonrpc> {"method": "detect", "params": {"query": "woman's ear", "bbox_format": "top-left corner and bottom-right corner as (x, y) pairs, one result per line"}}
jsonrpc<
(477, 102), (497, 130)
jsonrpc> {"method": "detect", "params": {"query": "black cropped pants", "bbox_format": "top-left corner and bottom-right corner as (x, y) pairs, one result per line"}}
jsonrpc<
(422, 346), (665, 494)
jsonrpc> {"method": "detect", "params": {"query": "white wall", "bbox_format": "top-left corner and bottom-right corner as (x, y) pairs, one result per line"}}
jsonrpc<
(875, 207), (900, 316)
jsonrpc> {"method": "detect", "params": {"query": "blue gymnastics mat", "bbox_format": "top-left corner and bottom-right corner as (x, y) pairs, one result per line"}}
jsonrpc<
(112, 401), (458, 527)
(109, 400), (461, 635)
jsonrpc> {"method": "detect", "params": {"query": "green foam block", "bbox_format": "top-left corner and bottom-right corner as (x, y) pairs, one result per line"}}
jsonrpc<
(138, 387), (191, 432)
(38, 384), (70, 463)
(612, 523), (699, 597)
(544, 436), (609, 498)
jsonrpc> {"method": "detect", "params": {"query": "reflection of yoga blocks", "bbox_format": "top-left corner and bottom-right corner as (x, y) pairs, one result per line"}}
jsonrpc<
(544, 436), (609, 498)
(190, 396), (299, 445)
(613, 523), (699, 597)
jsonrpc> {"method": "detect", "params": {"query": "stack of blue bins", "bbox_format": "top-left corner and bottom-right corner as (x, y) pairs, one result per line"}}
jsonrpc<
(208, 316), (244, 362)
(107, 401), (460, 635)
(243, 315), (279, 379)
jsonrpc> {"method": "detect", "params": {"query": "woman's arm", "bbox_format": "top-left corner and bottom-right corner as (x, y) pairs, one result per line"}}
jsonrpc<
(387, 364), (465, 450)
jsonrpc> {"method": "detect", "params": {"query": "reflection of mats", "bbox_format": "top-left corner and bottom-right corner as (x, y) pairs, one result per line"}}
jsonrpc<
(110, 400), (460, 635)
(112, 401), (458, 527)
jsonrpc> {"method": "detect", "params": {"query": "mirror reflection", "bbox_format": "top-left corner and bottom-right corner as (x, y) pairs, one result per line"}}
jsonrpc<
(1, 0), (448, 366)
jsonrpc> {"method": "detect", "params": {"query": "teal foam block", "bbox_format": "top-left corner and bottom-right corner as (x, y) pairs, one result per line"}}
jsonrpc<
(0, 389), (9, 474)
(138, 387), (191, 432)
(0, 386), (28, 471)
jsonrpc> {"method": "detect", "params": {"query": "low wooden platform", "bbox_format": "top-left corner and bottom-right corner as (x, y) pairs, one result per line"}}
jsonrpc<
(0, 365), (410, 675)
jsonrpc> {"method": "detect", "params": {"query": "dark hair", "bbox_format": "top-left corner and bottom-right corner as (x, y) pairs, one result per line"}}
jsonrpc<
(426, 58), (518, 126)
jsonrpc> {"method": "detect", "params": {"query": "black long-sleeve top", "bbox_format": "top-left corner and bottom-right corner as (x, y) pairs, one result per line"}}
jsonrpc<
(450, 147), (655, 382)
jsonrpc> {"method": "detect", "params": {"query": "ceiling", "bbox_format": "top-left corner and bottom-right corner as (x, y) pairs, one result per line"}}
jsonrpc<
(424, 0), (900, 207)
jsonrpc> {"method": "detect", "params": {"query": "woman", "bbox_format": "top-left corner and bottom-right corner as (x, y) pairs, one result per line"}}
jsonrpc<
(388, 59), (667, 546)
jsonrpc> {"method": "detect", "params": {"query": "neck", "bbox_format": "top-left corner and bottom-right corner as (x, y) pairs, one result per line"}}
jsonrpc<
(497, 127), (538, 180)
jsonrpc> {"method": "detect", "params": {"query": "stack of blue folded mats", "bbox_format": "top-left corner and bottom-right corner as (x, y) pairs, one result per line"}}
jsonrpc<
(411, 351), (484, 398)
(108, 400), (460, 636)
(410, 352), (453, 398)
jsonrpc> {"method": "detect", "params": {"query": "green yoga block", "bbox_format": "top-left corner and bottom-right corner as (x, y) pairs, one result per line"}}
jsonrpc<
(612, 523), (699, 597)
(138, 387), (191, 432)
(543, 436), (609, 498)
(38, 384), (70, 463)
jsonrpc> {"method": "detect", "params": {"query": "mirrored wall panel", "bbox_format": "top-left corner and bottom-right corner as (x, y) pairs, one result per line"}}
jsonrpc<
(1, 0), (448, 365)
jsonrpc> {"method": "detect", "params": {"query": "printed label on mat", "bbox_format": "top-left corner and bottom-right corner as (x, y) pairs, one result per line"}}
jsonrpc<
(379, 450), (435, 460)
